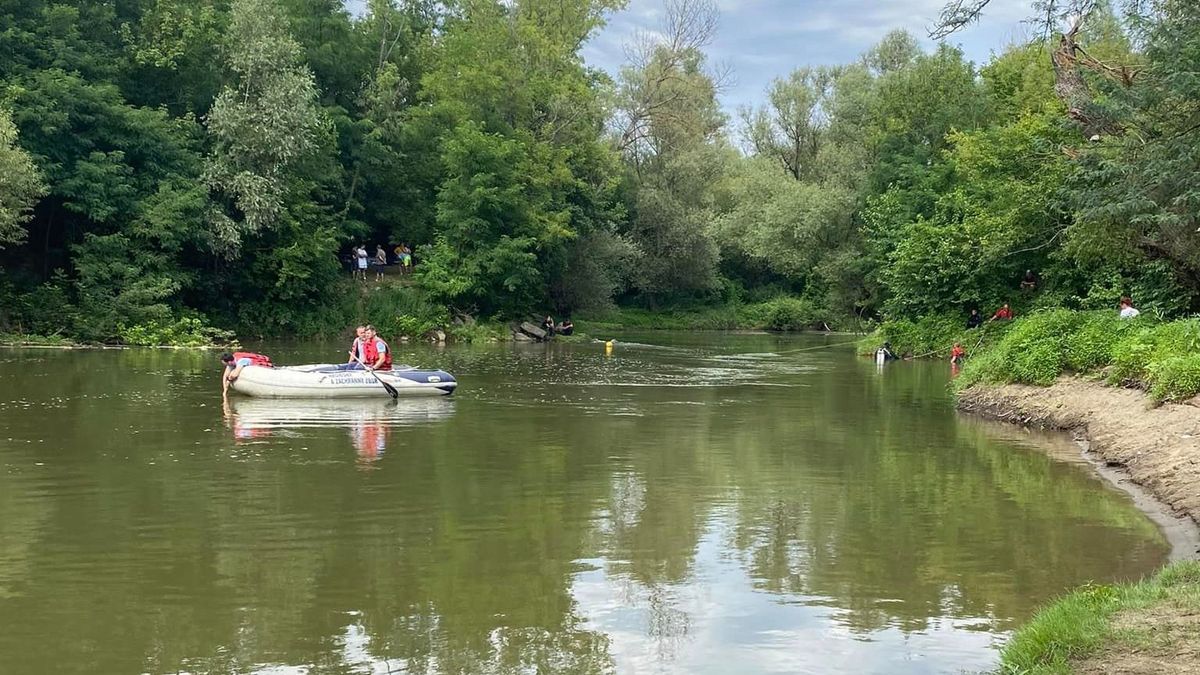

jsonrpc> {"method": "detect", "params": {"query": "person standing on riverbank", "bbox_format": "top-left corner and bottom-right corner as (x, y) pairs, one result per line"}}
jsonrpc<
(1119, 297), (1140, 319)
(374, 245), (387, 281)
(355, 245), (369, 282)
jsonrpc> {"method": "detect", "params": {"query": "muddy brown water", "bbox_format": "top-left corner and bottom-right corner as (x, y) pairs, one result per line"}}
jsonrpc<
(0, 332), (1171, 673)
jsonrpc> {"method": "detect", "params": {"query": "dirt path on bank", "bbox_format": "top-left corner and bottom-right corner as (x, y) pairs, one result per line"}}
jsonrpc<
(958, 377), (1200, 538)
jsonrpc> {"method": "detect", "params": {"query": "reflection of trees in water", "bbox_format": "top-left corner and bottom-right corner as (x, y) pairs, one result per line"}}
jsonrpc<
(587, 357), (1167, 637)
(0, 346), (1170, 672)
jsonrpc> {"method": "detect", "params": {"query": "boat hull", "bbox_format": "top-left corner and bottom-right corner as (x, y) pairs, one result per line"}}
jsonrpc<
(230, 364), (457, 398)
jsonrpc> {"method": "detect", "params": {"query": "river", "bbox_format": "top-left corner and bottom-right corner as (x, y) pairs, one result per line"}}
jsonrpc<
(0, 332), (1169, 674)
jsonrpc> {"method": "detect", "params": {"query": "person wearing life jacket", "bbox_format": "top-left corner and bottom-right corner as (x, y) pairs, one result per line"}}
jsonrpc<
(360, 325), (392, 371)
(220, 351), (272, 394)
(336, 325), (368, 370)
(949, 343), (966, 365)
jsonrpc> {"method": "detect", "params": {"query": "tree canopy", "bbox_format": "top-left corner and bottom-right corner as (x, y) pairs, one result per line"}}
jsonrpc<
(0, 0), (1197, 341)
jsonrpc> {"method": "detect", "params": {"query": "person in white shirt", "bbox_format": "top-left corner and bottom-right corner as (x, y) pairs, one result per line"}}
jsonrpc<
(1119, 296), (1140, 319)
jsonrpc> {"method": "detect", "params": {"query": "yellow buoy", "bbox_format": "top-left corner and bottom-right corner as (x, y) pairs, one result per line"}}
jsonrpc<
(605, 340), (614, 356)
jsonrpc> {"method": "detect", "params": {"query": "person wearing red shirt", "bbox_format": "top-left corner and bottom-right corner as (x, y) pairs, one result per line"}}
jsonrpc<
(950, 343), (966, 365)
(992, 303), (1013, 321)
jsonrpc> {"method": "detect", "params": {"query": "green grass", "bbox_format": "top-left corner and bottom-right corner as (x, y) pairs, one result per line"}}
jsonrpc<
(951, 310), (1200, 402)
(858, 313), (1016, 358)
(998, 561), (1200, 674)
(0, 332), (76, 347)
(578, 296), (852, 333)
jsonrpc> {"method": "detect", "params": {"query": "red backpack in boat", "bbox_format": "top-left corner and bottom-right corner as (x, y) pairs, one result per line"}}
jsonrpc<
(232, 351), (273, 367)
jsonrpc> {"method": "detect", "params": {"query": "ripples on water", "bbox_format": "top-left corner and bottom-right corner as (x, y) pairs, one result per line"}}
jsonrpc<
(0, 335), (1171, 674)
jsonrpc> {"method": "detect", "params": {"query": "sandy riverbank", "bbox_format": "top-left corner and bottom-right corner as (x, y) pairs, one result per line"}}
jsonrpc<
(958, 377), (1200, 535)
(960, 377), (1200, 674)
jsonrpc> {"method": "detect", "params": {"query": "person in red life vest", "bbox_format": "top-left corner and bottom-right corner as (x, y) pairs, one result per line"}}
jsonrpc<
(361, 325), (392, 371)
(220, 351), (273, 394)
(992, 303), (1014, 321)
(949, 343), (965, 365)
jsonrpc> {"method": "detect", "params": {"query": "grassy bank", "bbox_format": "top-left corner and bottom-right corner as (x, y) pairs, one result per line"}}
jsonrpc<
(0, 332), (76, 347)
(578, 296), (855, 333)
(999, 561), (1200, 674)
(955, 310), (1200, 402)
(858, 313), (1017, 358)
(865, 310), (1200, 403)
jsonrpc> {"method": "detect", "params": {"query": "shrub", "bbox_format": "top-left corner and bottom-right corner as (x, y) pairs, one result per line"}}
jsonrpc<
(1147, 354), (1200, 402)
(1009, 340), (1064, 386)
(360, 285), (449, 339)
(955, 309), (1083, 387)
(119, 315), (235, 347)
(760, 296), (818, 331)
(1109, 318), (1200, 385)
(1063, 311), (1129, 372)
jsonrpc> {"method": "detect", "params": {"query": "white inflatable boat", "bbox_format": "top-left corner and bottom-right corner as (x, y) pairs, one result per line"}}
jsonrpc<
(229, 364), (457, 398)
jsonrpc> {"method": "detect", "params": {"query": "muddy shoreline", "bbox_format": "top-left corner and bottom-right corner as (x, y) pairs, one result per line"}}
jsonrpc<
(958, 377), (1200, 560)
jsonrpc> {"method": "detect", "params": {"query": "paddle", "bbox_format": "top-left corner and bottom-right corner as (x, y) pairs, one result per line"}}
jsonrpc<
(351, 351), (399, 399)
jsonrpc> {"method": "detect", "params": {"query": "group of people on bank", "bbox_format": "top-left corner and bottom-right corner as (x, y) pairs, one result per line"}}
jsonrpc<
(349, 244), (413, 281)
(877, 295), (1144, 368)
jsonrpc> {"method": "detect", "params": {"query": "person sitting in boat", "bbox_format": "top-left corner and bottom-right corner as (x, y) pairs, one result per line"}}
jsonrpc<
(362, 325), (393, 370)
(220, 351), (272, 394)
(334, 325), (369, 371)
(558, 318), (574, 336)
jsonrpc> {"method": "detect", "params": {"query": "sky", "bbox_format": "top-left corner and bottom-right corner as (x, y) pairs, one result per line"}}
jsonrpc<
(582, 0), (1036, 113)
(346, 0), (1036, 113)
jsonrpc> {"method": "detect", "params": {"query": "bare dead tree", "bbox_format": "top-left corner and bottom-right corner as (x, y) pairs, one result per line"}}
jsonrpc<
(931, 0), (1139, 137)
(928, 0), (996, 39)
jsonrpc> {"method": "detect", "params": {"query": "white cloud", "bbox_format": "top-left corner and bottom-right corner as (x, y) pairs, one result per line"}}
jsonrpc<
(587, 0), (1035, 111)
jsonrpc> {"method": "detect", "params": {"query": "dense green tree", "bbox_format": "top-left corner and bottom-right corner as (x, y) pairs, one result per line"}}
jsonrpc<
(1066, 0), (1200, 301)
(204, 0), (325, 250)
(0, 108), (46, 248)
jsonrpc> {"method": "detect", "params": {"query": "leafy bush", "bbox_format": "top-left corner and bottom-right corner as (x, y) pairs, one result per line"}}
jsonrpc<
(957, 310), (1200, 401)
(956, 309), (1084, 387)
(1147, 355), (1200, 402)
(360, 285), (449, 339)
(1064, 312), (1130, 372)
(759, 296), (819, 331)
(119, 315), (235, 347)
(865, 313), (979, 357)
(1108, 319), (1200, 385)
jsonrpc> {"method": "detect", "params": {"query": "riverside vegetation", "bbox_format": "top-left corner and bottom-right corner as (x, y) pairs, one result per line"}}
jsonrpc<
(1, 1), (1200, 346)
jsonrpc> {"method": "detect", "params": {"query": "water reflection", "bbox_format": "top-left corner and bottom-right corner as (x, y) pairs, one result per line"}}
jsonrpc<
(0, 339), (1173, 674)
(224, 396), (456, 466)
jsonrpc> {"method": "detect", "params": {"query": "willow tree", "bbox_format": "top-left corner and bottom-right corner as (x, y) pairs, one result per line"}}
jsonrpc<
(615, 0), (730, 301)
(0, 108), (45, 248)
(204, 0), (324, 251)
